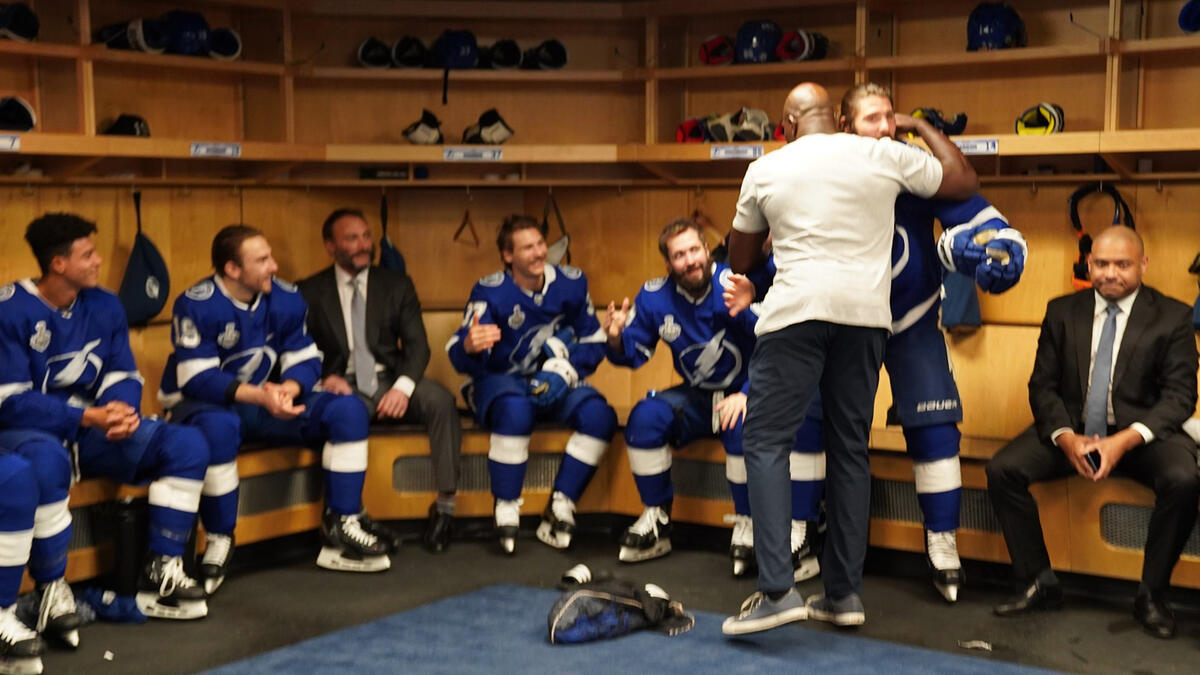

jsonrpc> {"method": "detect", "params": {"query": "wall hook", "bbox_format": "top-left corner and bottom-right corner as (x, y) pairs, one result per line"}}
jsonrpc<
(1155, 180), (1164, 193)
(1067, 12), (1103, 40)
(22, 181), (33, 196)
(1029, 180), (1037, 195)
(69, 184), (81, 197)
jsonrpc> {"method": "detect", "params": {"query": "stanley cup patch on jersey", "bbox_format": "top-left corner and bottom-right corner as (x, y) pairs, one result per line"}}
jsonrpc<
(176, 317), (201, 348)
(508, 304), (526, 329)
(29, 320), (51, 352)
(217, 322), (240, 349)
(659, 315), (681, 342)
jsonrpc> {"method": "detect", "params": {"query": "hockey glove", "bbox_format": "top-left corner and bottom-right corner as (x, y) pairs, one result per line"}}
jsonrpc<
(541, 327), (576, 362)
(529, 357), (577, 410)
(973, 229), (1028, 294)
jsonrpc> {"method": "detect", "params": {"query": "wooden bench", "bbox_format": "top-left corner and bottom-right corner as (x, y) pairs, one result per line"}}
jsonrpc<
(40, 313), (1200, 592)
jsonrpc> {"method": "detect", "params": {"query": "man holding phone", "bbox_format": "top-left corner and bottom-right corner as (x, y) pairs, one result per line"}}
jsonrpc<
(986, 225), (1198, 639)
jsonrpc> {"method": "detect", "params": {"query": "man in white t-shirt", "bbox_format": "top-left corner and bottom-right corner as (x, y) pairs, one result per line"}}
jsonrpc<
(721, 82), (978, 635)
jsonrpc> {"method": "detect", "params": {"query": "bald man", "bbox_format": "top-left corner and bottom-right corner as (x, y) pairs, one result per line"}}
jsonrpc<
(987, 225), (1198, 639)
(721, 83), (978, 634)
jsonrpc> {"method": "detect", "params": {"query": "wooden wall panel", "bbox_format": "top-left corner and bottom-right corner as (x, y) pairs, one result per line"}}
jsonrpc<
(890, 0), (1109, 55)
(890, 63), (1107, 135)
(93, 65), (246, 141)
(1139, 60), (1200, 130)
(290, 17), (643, 70)
(293, 80), (644, 144)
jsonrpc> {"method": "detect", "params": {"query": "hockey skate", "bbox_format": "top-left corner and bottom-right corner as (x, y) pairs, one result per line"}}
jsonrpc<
(137, 554), (208, 620)
(199, 533), (234, 596)
(35, 578), (80, 648)
(791, 520), (821, 582)
(618, 505), (671, 563)
(725, 513), (755, 577)
(317, 510), (391, 573)
(535, 491), (576, 550)
(0, 604), (43, 675)
(926, 529), (964, 602)
(357, 511), (402, 554)
(495, 498), (523, 555)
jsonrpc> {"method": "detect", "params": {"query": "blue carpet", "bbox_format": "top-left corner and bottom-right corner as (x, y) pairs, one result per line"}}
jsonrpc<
(204, 584), (1057, 674)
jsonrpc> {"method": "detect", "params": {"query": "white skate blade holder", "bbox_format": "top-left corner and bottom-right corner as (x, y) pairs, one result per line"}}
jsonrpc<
(536, 521), (571, 549)
(618, 538), (671, 563)
(793, 556), (820, 583)
(135, 593), (208, 620)
(0, 655), (44, 675)
(316, 546), (390, 573)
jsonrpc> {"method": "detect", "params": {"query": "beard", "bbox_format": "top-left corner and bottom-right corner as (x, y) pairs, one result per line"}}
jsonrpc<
(671, 260), (712, 296)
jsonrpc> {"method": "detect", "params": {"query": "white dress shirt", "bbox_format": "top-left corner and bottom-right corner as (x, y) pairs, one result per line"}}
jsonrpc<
(1051, 287), (1153, 446)
(334, 265), (415, 397)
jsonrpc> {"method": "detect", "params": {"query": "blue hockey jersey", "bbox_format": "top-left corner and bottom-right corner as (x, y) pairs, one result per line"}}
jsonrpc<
(890, 193), (1010, 333)
(0, 280), (145, 440)
(447, 265), (605, 380)
(159, 276), (322, 409)
(609, 263), (757, 394)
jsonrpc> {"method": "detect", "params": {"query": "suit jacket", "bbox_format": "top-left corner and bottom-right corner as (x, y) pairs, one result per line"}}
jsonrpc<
(1029, 285), (1198, 443)
(297, 265), (431, 389)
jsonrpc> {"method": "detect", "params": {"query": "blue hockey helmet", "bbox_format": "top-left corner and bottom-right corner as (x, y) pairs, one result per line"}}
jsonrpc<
(431, 29), (478, 69)
(1181, 0), (1200, 33)
(967, 2), (1027, 51)
(734, 20), (782, 64)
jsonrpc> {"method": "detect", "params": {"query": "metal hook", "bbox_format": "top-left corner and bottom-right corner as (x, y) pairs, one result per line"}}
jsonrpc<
(1067, 12), (1103, 40)
(69, 184), (81, 197)
(1156, 180), (1164, 193)
(465, 185), (472, 201)
(22, 181), (33, 196)
(179, 186), (191, 198)
(231, 185), (240, 196)
(1030, 179), (1037, 195)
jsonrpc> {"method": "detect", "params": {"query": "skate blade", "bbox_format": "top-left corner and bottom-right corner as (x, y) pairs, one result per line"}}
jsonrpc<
(0, 655), (44, 675)
(135, 593), (208, 620)
(53, 628), (80, 649)
(316, 547), (390, 573)
(618, 539), (671, 563)
(935, 581), (959, 603)
(793, 556), (821, 583)
(499, 536), (515, 555)
(203, 574), (226, 596)
(535, 521), (572, 550)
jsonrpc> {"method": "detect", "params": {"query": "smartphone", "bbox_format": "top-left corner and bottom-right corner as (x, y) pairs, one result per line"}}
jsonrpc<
(1084, 450), (1102, 473)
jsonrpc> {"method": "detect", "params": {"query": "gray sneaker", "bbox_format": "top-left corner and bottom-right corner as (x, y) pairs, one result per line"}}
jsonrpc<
(805, 592), (866, 627)
(721, 588), (808, 635)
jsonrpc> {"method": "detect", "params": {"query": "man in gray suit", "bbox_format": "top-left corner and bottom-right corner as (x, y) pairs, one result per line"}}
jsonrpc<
(299, 208), (463, 553)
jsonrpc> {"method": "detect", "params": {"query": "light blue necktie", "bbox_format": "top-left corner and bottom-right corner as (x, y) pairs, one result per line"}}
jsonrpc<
(351, 279), (378, 397)
(1084, 303), (1119, 438)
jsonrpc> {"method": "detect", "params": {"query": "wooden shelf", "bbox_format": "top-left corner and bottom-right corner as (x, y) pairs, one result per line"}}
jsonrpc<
(0, 40), (82, 60)
(653, 59), (856, 81)
(83, 44), (285, 76)
(296, 66), (644, 84)
(1114, 35), (1200, 56)
(866, 43), (1106, 71)
(12, 133), (323, 161)
(1100, 128), (1200, 153)
(325, 143), (620, 163)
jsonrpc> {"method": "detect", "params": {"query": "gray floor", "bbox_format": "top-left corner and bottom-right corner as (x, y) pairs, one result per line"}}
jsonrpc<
(41, 522), (1200, 675)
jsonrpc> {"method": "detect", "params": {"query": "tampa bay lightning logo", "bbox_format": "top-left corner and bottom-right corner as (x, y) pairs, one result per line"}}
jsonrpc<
(677, 329), (742, 390)
(221, 346), (278, 385)
(42, 338), (103, 392)
(508, 317), (564, 375)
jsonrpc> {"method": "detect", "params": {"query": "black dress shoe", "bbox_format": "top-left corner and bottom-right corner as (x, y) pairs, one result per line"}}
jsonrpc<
(994, 579), (1064, 617)
(1133, 592), (1176, 639)
(423, 505), (454, 553)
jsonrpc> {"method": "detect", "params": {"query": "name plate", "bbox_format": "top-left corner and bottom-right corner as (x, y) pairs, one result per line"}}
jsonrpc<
(953, 138), (998, 156)
(444, 147), (503, 161)
(710, 144), (763, 160)
(0, 134), (19, 152)
(190, 142), (242, 158)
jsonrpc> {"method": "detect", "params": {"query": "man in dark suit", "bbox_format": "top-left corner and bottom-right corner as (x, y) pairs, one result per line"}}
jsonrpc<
(987, 225), (1199, 639)
(299, 208), (463, 553)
